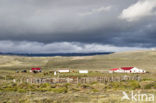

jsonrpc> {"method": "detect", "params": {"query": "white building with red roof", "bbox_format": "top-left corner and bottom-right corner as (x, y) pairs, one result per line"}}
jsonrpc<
(109, 67), (146, 73)
(30, 68), (41, 73)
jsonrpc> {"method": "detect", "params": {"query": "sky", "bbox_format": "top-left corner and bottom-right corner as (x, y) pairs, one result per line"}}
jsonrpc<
(0, 0), (156, 53)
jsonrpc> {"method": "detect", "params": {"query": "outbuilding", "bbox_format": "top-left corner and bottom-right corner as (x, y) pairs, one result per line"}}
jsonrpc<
(109, 67), (146, 73)
(58, 69), (70, 73)
(30, 68), (41, 73)
(79, 70), (88, 74)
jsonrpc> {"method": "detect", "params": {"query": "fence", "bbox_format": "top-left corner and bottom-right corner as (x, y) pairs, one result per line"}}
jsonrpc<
(12, 75), (141, 84)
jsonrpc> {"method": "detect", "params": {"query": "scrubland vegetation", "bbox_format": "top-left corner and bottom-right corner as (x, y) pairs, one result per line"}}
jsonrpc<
(0, 71), (156, 103)
(0, 50), (156, 103)
(0, 79), (156, 103)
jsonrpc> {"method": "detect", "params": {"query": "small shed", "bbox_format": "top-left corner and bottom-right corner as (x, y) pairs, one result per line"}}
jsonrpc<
(58, 69), (70, 73)
(79, 70), (88, 74)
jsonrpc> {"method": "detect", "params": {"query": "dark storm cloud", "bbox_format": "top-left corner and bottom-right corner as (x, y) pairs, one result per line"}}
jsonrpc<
(0, 0), (156, 53)
(0, 40), (149, 53)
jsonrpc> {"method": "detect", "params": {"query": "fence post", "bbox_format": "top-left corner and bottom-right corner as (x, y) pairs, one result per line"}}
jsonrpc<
(67, 78), (70, 83)
(13, 79), (16, 83)
(26, 79), (29, 83)
(77, 77), (79, 84)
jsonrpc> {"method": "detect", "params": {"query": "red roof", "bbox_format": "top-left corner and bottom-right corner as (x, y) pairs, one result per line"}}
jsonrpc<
(121, 67), (133, 70)
(32, 68), (41, 70)
(110, 68), (119, 71)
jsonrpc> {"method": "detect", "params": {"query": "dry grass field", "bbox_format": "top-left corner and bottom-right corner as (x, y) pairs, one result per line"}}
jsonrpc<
(0, 50), (156, 103)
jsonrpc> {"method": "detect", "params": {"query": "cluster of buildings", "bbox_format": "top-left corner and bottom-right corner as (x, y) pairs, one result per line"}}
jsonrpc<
(30, 68), (88, 74)
(109, 67), (146, 73)
(29, 67), (146, 74)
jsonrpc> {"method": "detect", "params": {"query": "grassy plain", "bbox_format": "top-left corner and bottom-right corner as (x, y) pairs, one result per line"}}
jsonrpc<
(0, 50), (156, 72)
(0, 50), (156, 103)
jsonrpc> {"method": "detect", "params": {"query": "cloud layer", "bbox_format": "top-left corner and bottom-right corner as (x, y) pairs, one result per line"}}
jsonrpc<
(0, 40), (148, 53)
(0, 0), (156, 53)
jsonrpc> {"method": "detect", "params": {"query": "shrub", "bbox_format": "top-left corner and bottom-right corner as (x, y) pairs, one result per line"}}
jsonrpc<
(18, 89), (26, 93)
(81, 84), (91, 89)
(52, 87), (68, 93)
(0, 75), (4, 79)
(92, 88), (99, 92)
(70, 87), (80, 92)
(6, 75), (14, 80)
(40, 83), (51, 88)
(106, 81), (141, 90)
(128, 80), (141, 90)
(110, 82), (120, 89)
(144, 82), (156, 89)
(18, 83), (30, 89)
(51, 84), (57, 88)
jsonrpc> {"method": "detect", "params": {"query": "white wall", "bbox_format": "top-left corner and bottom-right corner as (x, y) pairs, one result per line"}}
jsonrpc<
(131, 67), (145, 73)
(79, 70), (88, 73)
(58, 70), (70, 73)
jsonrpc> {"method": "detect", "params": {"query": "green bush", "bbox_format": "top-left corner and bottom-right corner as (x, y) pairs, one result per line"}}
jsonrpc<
(40, 83), (51, 88)
(70, 87), (80, 92)
(110, 82), (120, 88)
(52, 87), (68, 93)
(144, 82), (156, 89)
(18, 89), (26, 93)
(6, 75), (14, 80)
(106, 81), (140, 90)
(92, 88), (99, 92)
(128, 80), (141, 90)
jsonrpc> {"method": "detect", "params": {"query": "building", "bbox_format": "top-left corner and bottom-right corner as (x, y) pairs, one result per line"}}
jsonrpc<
(30, 68), (41, 73)
(129, 67), (146, 73)
(109, 67), (146, 73)
(79, 70), (88, 74)
(109, 68), (120, 73)
(57, 69), (70, 73)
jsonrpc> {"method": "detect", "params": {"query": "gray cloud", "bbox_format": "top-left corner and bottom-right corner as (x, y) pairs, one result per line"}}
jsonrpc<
(0, 0), (156, 53)
(0, 40), (149, 53)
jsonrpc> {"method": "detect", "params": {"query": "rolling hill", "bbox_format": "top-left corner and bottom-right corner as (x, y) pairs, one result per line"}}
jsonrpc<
(0, 50), (156, 72)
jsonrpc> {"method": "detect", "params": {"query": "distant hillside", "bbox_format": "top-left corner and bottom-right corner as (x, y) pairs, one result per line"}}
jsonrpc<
(0, 52), (113, 57)
(0, 50), (156, 73)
